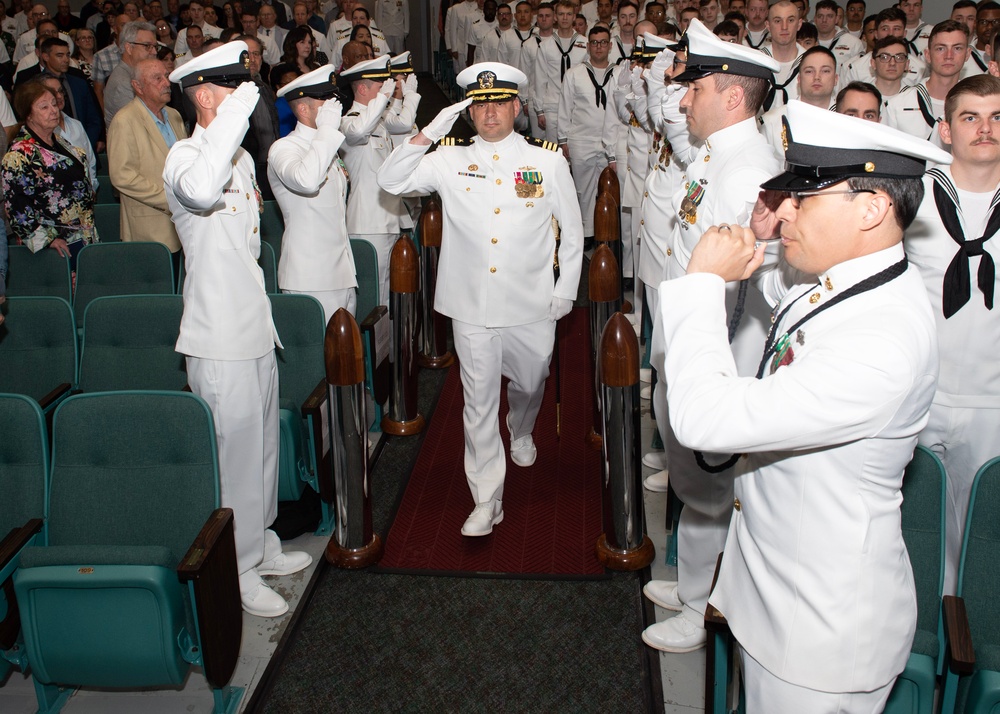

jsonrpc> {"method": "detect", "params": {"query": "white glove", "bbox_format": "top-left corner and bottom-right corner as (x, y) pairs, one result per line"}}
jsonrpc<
(421, 97), (473, 142)
(650, 46), (676, 82)
(630, 66), (647, 96)
(549, 297), (573, 321)
(403, 73), (419, 95)
(617, 64), (632, 87)
(379, 78), (395, 96)
(316, 98), (343, 129)
(219, 81), (260, 116)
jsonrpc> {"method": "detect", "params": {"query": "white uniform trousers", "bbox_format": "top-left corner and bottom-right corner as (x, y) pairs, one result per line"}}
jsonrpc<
(283, 287), (357, 325)
(567, 140), (606, 236)
(919, 403), (1000, 594)
(529, 109), (544, 140)
(186, 352), (279, 575)
(741, 647), (895, 714)
(621, 206), (640, 280)
(351, 232), (397, 308)
(385, 35), (405, 54)
(648, 283), (668, 452)
(452, 317), (555, 504)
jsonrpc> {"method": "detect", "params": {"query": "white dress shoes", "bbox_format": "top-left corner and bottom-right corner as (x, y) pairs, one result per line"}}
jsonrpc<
(642, 612), (707, 653)
(640, 384), (652, 400)
(257, 549), (313, 577)
(507, 414), (536, 467)
(642, 451), (666, 470)
(643, 580), (682, 611)
(239, 571), (289, 618)
(639, 368), (652, 384)
(461, 500), (504, 536)
(643, 469), (669, 492)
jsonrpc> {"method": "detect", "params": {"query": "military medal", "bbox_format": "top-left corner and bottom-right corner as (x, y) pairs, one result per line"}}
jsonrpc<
(514, 169), (544, 198)
(769, 333), (794, 374)
(678, 180), (704, 225)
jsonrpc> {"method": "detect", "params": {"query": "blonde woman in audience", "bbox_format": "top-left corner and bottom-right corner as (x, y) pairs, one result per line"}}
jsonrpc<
(72, 27), (97, 83)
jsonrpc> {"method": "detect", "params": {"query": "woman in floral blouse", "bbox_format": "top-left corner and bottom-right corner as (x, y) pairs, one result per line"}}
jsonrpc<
(2, 80), (98, 266)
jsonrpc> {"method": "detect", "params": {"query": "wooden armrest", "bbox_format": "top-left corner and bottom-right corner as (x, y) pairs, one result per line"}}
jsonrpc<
(0, 519), (43, 573)
(302, 379), (335, 504)
(943, 595), (975, 675)
(38, 382), (71, 411)
(177, 508), (241, 689)
(704, 552), (728, 630)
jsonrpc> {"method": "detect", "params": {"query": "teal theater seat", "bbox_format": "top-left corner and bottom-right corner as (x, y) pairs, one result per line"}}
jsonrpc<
(78, 295), (186, 392)
(0, 297), (77, 412)
(259, 241), (277, 293)
(5, 246), (72, 302)
(350, 237), (387, 430)
(93, 203), (121, 243)
(260, 200), (284, 258)
(0, 394), (48, 681)
(73, 242), (175, 328)
(942, 457), (1000, 713)
(12, 391), (243, 713)
(270, 293), (335, 534)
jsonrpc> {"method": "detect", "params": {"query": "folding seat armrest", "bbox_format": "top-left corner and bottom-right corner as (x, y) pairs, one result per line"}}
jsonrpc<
(177, 508), (242, 690)
(302, 379), (335, 504)
(942, 594), (975, 675)
(0, 519), (44, 577)
(38, 383), (72, 411)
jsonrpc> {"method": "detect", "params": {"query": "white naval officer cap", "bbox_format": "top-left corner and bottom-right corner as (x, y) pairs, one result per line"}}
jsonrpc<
(168, 40), (251, 89)
(277, 63), (342, 101)
(673, 18), (779, 83)
(761, 100), (953, 191)
(633, 31), (670, 62)
(338, 54), (393, 83)
(390, 51), (414, 75)
(456, 61), (527, 103)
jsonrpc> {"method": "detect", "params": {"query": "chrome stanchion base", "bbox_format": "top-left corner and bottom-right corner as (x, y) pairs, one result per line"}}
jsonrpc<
(381, 414), (426, 436)
(417, 351), (455, 369)
(325, 534), (383, 568)
(595, 533), (655, 571)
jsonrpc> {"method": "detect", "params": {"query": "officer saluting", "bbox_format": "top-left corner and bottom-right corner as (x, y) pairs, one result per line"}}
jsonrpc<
(659, 101), (951, 709)
(377, 61), (583, 537)
(164, 41), (312, 619)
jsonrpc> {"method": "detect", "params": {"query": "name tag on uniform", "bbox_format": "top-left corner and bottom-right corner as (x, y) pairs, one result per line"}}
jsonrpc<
(514, 169), (543, 198)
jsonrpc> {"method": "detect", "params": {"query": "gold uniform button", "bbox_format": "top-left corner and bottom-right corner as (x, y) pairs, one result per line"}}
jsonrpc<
(494, 208), (501, 214)
(495, 179), (502, 185)
(491, 237), (498, 244)
(644, 191), (648, 197)
(666, 247), (672, 256)
(640, 219), (644, 225)
(231, 207), (236, 211)
(734, 498), (741, 511)
(253, 227), (258, 233)
(493, 154), (500, 160)
(246, 193), (250, 200)
(490, 266), (497, 273)
(809, 292), (821, 304)
(466, 187), (471, 192)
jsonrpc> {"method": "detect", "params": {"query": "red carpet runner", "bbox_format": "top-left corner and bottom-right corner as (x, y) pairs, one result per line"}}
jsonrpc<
(379, 307), (606, 576)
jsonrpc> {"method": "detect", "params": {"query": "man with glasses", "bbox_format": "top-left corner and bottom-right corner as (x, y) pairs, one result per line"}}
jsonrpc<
(658, 97), (950, 712)
(971, 2), (1000, 73)
(885, 20), (970, 146)
(377, 61), (583, 538)
(842, 7), (926, 90)
(102, 20), (158, 126)
(557, 25), (613, 245)
(868, 35), (909, 106)
(14, 4), (72, 62)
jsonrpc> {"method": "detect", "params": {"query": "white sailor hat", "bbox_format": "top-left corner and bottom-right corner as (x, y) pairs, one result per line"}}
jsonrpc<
(761, 100), (953, 191)
(168, 40), (251, 89)
(456, 61), (526, 102)
(277, 63), (342, 100)
(633, 31), (669, 62)
(390, 51), (413, 75)
(673, 19), (779, 83)
(339, 54), (392, 82)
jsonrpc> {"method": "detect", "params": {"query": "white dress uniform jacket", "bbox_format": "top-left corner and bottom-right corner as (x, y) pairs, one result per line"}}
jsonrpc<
(661, 243), (938, 693)
(533, 32), (588, 133)
(818, 29), (865, 65)
(883, 83), (947, 147)
(164, 100), (280, 360)
(376, 131), (583, 327)
(267, 120), (357, 293)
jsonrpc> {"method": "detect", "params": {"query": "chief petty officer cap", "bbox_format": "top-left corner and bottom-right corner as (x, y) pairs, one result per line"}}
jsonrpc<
(761, 100), (953, 192)
(633, 31), (670, 62)
(390, 51), (413, 75)
(673, 18), (779, 83)
(277, 63), (341, 100)
(456, 61), (526, 103)
(169, 39), (251, 89)
(339, 54), (393, 83)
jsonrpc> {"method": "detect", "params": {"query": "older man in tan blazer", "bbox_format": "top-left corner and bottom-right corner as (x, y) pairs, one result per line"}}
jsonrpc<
(108, 57), (188, 275)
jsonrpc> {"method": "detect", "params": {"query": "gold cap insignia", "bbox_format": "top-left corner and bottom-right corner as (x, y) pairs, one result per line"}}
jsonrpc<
(478, 70), (496, 89)
(864, 161), (875, 172)
(780, 124), (788, 152)
(469, 164), (478, 171)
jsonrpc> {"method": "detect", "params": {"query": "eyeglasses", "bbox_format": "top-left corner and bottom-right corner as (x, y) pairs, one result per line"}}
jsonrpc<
(787, 188), (876, 208)
(589, 39), (609, 45)
(874, 52), (907, 63)
(978, 18), (1000, 26)
(129, 41), (158, 49)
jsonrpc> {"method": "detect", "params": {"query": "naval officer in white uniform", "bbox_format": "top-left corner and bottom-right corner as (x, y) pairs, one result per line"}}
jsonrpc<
(164, 41), (312, 619)
(268, 64), (357, 323)
(377, 62), (583, 537)
(658, 100), (949, 710)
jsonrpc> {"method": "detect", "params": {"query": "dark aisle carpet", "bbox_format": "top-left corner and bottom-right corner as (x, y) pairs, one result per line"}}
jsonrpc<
(379, 307), (604, 576)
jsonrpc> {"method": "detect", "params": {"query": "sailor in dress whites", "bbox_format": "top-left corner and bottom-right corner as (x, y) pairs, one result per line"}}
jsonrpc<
(641, 19), (782, 654)
(268, 64), (357, 323)
(163, 41), (312, 619)
(376, 62), (583, 537)
(661, 100), (950, 712)
(905, 74), (1000, 595)
(338, 55), (409, 308)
